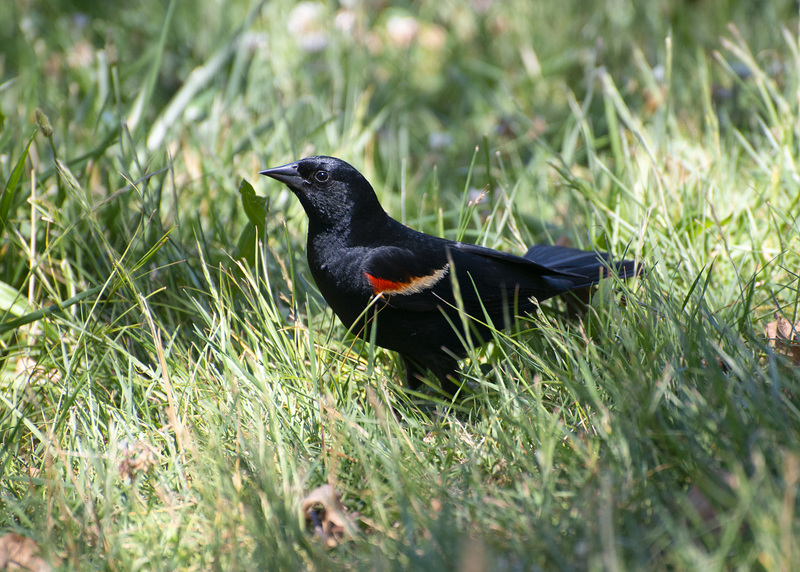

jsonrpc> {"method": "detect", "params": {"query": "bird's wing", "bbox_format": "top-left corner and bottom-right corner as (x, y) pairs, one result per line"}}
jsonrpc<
(524, 244), (640, 282)
(452, 242), (585, 278)
(361, 246), (452, 312)
(361, 243), (575, 315)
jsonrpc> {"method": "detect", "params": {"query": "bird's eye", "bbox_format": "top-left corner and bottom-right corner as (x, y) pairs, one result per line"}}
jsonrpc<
(314, 170), (330, 183)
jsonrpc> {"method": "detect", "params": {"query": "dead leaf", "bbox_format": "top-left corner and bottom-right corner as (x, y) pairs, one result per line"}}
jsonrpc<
(0, 533), (58, 572)
(14, 357), (61, 385)
(458, 536), (488, 572)
(765, 313), (800, 365)
(118, 439), (159, 481)
(686, 472), (739, 536)
(301, 484), (356, 546)
(686, 485), (719, 529)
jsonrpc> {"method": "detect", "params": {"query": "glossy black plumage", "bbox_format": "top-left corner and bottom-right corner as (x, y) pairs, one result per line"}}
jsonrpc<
(260, 156), (638, 395)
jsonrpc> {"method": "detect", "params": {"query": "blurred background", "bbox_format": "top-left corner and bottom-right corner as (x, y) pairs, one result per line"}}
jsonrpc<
(2, 0), (796, 217)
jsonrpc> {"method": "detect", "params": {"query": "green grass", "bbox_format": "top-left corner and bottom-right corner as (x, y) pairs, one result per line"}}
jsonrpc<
(2, 0), (800, 569)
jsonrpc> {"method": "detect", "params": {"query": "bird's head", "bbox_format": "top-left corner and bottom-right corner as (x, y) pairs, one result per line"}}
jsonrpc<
(260, 156), (384, 231)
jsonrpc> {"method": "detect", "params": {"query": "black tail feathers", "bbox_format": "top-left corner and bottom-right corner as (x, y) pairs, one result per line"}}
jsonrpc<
(525, 244), (641, 289)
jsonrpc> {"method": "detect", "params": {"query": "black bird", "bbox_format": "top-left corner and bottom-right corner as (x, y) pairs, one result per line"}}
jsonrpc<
(260, 156), (638, 395)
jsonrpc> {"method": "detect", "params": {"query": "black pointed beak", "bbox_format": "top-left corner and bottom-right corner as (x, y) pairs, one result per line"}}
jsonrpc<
(259, 163), (303, 188)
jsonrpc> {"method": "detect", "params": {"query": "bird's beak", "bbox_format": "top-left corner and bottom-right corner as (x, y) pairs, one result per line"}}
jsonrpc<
(259, 163), (303, 188)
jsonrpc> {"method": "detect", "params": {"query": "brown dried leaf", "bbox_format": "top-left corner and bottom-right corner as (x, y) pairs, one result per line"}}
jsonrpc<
(14, 357), (62, 384)
(301, 484), (356, 546)
(458, 536), (488, 572)
(765, 313), (800, 365)
(118, 439), (159, 481)
(686, 485), (719, 528)
(0, 533), (58, 572)
(686, 472), (739, 536)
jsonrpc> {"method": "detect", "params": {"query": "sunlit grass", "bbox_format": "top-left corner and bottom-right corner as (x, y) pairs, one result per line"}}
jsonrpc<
(1, 0), (799, 569)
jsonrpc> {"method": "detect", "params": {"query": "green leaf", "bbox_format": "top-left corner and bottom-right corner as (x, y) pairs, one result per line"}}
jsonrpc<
(234, 178), (269, 264)
(0, 131), (36, 239)
(234, 222), (258, 263)
(0, 280), (31, 319)
(0, 283), (105, 336)
(233, 179), (268, 264)
(239, 178), (268, 231)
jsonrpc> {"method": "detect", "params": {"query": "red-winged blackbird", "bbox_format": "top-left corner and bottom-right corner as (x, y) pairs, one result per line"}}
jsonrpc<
(260, 156), (638, 395)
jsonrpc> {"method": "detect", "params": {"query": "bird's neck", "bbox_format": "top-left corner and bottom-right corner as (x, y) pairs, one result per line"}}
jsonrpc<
(308, 206), (389, 245)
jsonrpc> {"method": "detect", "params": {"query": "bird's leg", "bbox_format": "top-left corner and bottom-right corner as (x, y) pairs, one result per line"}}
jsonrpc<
(402, 356), (426, 391)
(560, 285), (594, 319)
(402, 355), (461, 397)
(437, 372), (462, 397)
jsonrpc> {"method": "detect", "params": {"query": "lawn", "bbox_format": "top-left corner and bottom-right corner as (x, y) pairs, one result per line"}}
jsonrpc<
(1, 0), (799, 569)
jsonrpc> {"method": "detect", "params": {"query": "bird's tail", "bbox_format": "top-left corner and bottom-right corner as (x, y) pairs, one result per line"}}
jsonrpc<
(524, 244), (640, 289)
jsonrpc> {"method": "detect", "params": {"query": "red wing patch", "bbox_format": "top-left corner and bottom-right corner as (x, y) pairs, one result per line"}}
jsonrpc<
(365, 264), (449, 296)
